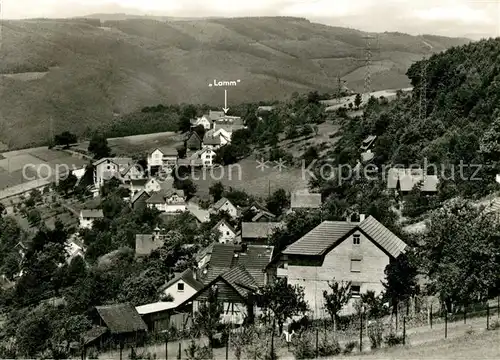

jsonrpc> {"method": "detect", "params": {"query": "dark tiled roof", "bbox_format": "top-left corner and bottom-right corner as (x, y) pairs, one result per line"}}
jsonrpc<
(241, 222), (284, 239)
(202, 134), (222, 145)
(358, 216), (407, 258)
(283, 216), (407, 258)
(146, 192), (165, 204)
(131, 190), (150, 204)
(221, 265), (259, 298)
(95, 303), (147, 334)
(83, 326), (108, 345)
(213, 197), (232, 210)
(290, 192), (322, 209)
(251, 211), (276, 222)
(159, 268), (204, 293)
(198, 243), (273, 286)
(130, 179), (149, 187)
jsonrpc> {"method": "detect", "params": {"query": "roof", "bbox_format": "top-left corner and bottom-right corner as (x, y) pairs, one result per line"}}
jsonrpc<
(257, 106), (274, 112)
(188, 206), (210, 223)
(80, 209), (104, 218)
(290, 192), (322, 209)
(135, 234), (165, 256)
(187, 132), (202, 143)
(209, 110), (225, 121)
(212, 219), (237, 235)
(198, 243), (274, 286)
(220, 265), (259, 298)
(283, 216), (407, 258)
(146, 189), (185, 204)
(213, 197), (234, 211)
(135, 301), (178, 315)
(178, 158), (204, 167)
(361, 135), (377, 150)
(241, 222), (284, 239)
(361, 151), (375, 163)
(213, 116), (244, 126)
(203, 132), (222, 145)
(153, 147), (178, 157)
(95, 303), (148, 334)
(93, 157), (133, 167)
(83, 326), (108, 345)
(130, 179), (149, 187)
(131, 190), (150, 204)
(252, 211), (276, 222)
(159, 268), (204, 294)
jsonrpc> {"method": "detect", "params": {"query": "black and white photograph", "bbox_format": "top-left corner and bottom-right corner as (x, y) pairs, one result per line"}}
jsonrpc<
(0, 0), (499, 359)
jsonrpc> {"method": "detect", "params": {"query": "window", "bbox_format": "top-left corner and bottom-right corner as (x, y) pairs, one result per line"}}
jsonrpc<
(350, 259), (361, 272)
(353, 234), (360, 245)
(351, 285), (361, 296)
(226, 231), (230, 235)
(177, 283), (184, 292)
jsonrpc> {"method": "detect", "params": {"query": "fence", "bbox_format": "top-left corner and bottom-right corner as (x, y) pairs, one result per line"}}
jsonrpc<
(87, 297), (500, 360)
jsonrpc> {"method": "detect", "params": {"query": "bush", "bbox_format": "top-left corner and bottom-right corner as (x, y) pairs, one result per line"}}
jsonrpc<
(343, 341), (358, 354)
(292, 332), (316, 359)
(129, 348), (156, 360)
(87, 348), (99, 359)
(384, 332), (405, 347)
(488, 320), (500, 331)
(318, 334), (341, 357)
(368, 322), (384, 349)
(184, 340), (212, 360)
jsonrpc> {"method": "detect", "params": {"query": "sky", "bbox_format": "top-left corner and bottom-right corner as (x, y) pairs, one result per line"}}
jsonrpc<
(1, 0), (499, 39)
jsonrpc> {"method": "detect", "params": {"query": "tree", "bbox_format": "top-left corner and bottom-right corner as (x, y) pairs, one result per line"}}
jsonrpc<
(209, 182), (225, 203)
(416, 199), (500, 310)
(175, 179), (197, 199)
(118, 273), (165, 306)
(88, 134), (111, 159)
(348, 102), (353, 110)
(266, 188), (289, 216)
(194, 286), (223, 348)
(193, 125), (206, 140)
(179, 104), (197, 133)
(354, 93), (362, 109)
(177, 145), (187, 159)
(0, 203), (5, 218)
(323, 279), (351, 332)
(303, 146), (318, 166)
(257, 277), (308, 333)
(54, 131), (77, 148)
(56, 173), (78, 196)
(27, 209), (42, 227)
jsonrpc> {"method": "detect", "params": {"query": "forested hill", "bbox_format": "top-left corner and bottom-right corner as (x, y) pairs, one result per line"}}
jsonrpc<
(332, 37), (500, 199)
(0, 16), (469, 148)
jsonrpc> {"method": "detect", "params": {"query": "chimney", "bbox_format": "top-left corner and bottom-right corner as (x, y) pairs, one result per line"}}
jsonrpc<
(359, 214), (366, 222)
(192, 266), (198, 280)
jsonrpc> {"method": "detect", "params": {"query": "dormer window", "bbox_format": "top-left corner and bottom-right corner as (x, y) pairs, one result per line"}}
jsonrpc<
(177, 283), (184, 292)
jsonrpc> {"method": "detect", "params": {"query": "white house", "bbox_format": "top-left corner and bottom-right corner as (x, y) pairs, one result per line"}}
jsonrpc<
(146, 189), (187, 213)
(191, 148), (216, 167)
(79, 209), (104, 229)
(65, 241), (84, 264)
(92, 157), (135, 188)
(129, 178), (161, 197)
(121, 164), (145, 182)
(190, 115), (214, 130)
(147, 147), (179, 174)
(213, 128), (232, 146)
(210, 197), (238, 219)
(158, 268), (204, 306)
(212, 219), (237, 244)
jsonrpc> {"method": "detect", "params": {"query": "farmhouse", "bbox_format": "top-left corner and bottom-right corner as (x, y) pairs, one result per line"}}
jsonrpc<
(212, 219), (237, 244)
(186, 132), (203, 150)
(146, 189), (186, 213)
(240, 222), (284, 245)
(92, 157), (135, 188)
(129, 178), (161, 196)
(202, 131), (222, 149)
(190, 115), (213, 130)
(79, 209), (104, 229)
(147, 147), (178, 174)
(269, 215), (407, 317)
(210, 197), (238, 219)
(131, 190), (150, 210)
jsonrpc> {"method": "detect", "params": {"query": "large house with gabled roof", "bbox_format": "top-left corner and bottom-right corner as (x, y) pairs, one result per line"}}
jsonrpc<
(268, 215), (407, 317)
(210, 197), (238, 219)
(93, 157), (139, 188)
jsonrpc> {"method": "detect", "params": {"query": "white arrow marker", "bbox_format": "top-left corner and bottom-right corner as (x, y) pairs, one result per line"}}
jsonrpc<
(222, 89), (229, 114)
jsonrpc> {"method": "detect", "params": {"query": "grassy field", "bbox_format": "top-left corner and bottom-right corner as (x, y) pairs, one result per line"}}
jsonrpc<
(0, 147), (88, 191)
(0, 17), (469, 148)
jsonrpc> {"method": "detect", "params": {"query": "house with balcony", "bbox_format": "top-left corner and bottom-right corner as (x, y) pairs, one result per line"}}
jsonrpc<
(147, 147), (179, 174)
(267, 215), (407, 318)
(146, 189), (186, 213)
